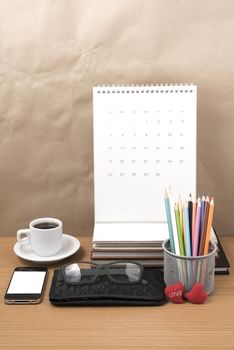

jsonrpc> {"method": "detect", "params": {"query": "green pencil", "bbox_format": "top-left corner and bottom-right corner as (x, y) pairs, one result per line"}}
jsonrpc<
(175, 203), (185, 256)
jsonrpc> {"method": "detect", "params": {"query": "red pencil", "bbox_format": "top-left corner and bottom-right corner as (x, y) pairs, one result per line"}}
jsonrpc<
(198, 196), (210, 256)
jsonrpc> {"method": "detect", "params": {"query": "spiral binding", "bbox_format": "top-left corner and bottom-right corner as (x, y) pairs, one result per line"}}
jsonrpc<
(94, 84), (195, 94)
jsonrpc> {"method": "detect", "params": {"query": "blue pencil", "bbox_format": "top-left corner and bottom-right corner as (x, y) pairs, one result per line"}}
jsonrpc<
(164, 190), (175, 253)
(200, 195), (206, 233)
(184, 202), (191, 256)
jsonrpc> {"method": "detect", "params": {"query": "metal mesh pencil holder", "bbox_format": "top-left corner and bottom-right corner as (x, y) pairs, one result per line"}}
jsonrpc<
(163, 239), (217, 294)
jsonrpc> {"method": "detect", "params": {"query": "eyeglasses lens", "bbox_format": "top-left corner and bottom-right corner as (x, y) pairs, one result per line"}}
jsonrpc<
(64, 262), (96, 284)
(108, 262), (141, 283)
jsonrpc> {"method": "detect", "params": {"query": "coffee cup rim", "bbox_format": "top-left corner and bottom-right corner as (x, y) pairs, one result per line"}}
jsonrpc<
(30, 217), (62, 231)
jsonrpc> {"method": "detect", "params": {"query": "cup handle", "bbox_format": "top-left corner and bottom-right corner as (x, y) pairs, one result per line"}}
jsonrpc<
(17, 229), (30, 245)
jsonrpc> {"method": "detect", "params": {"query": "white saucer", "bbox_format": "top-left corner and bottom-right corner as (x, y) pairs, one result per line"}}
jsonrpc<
(13, 234), (80, 263)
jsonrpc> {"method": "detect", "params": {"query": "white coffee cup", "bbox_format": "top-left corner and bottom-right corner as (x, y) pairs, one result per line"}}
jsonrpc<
(17, 217), (63, 257)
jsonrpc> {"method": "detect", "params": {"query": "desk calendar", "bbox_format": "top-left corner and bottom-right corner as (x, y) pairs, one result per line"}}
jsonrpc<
(93, 85), (197, 241)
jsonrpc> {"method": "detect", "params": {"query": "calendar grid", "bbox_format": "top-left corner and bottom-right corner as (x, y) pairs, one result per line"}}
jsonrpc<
(93, 85), (196, 223)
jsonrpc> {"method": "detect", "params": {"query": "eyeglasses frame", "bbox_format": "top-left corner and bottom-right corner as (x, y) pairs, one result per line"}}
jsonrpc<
(61, 260), (145, 285)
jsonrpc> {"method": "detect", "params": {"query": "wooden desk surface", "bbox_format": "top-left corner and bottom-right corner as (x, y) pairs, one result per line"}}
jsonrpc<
(0, 235), (233, 350)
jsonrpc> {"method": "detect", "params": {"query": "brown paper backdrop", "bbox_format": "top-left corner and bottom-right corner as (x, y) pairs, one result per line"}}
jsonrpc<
(0, 0), (234, 236)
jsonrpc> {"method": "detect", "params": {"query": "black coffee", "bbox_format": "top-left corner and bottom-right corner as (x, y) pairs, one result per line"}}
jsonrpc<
(33, 222), (59, 230)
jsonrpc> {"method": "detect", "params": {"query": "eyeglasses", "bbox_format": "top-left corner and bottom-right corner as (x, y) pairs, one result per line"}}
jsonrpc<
(61, 260), (146, 285)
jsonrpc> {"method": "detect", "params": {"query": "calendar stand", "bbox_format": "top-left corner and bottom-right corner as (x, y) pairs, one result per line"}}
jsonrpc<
(93, 85), (197, 243)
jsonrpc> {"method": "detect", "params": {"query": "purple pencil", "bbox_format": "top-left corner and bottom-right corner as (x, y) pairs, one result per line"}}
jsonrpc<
(192, 198), (201, 256)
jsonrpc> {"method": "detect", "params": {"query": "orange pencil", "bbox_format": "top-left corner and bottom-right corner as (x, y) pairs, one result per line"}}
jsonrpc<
(204, 198), (214, 255)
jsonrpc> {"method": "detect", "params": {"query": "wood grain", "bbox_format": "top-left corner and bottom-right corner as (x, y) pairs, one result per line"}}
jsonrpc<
(0, 236), (233, 349)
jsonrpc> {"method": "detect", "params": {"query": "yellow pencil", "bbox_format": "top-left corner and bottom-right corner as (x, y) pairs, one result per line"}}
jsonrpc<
(204, 197), (214, 255)
(178, 196), (185, 242)
(178, 196), (183, 228)
(175, 203), (185, 255)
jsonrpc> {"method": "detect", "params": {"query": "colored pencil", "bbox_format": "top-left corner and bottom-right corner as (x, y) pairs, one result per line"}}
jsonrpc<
(200, 195), (206, 232)
(164, 190), (175, 253)
(168, 189), (180, 255)
(188, 194), (193, 251)
(184, 202), (191, 256)
(175, 203), (185, 255)
(178, 196), (183, 227)
(178, 196), (184, 242)
(204, 198), (214, 255)
(198, 196), (210, 255)
(192, 197), (197, 247)
(192, 198), (201, 256)
(182, 203), (186, 248)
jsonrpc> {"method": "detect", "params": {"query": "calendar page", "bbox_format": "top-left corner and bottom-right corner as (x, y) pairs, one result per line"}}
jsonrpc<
(93, 85), (196, 224)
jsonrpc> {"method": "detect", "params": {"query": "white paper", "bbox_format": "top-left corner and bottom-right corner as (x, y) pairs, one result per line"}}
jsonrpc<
(93, 222), (168, 243)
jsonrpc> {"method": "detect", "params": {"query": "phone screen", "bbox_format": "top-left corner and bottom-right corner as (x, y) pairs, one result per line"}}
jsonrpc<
(7, 271), (46, 294)
(5, 267), (48, 304)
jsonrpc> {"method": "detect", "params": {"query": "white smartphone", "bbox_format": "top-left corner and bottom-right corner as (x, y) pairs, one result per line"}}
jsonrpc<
(4, 266), (48, 304)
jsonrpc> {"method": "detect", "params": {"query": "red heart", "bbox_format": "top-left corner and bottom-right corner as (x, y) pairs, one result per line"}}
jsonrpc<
(165, 282), (185, 304)
(185, 283), (208, 304)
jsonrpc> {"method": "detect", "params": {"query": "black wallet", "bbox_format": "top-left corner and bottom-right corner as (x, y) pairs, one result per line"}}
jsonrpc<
(49, 268), (166, 306)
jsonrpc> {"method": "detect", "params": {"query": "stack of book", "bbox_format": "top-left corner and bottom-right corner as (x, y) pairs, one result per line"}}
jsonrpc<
(91, 243), (164, 267)
(91, 223), (167, 267)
